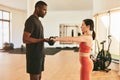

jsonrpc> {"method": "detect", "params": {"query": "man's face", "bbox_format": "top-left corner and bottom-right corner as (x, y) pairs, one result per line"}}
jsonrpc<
(37, 5), (47, 18)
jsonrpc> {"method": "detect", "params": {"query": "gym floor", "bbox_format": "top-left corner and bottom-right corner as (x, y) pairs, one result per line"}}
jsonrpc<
(0, 50), (120, 80)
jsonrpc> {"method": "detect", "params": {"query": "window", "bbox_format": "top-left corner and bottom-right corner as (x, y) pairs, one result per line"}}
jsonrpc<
(0, 10), (10, 49)
(110, 11), (120, 60)
(96, 13), (109, 48)
(94, 10), (120, 60)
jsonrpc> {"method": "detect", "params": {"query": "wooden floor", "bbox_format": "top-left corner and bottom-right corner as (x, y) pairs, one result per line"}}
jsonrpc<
(0, 50), (120, 80)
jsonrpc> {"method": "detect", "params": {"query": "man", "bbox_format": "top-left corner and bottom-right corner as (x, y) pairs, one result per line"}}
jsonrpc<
(23, 1), (48, 80)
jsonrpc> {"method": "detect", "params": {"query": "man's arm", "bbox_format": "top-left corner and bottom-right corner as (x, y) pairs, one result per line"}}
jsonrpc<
(23, 32), (47, 44)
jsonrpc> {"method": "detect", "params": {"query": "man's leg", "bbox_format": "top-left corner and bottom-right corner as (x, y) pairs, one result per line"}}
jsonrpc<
(30, 73), (41, 80)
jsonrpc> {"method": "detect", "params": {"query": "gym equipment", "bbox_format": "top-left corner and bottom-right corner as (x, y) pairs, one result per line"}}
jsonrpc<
(3, 42), (14, 50)
(91, 35), (112, 72)
(47, 36), (56, 46)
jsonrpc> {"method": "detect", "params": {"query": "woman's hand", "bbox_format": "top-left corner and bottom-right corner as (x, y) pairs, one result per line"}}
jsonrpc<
(49, 36), (58, 41)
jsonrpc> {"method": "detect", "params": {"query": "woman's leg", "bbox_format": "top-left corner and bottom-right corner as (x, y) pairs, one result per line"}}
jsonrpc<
(80, 57), (93, 80)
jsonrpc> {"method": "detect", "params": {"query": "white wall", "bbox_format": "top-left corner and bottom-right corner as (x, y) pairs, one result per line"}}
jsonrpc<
(26, 0), (93, 48)
(0, 1), (93, 48)
(0, 5), (27, 48)
(93, 0), (120, 14)
(11, 10), (26, 48)
(41, 10), (93, 47)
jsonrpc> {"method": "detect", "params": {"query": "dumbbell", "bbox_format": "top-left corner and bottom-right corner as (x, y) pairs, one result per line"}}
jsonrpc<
(47, 36), (56, 46)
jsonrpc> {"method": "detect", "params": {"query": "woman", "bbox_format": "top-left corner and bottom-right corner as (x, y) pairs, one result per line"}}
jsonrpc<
(52, 19), (96, 80)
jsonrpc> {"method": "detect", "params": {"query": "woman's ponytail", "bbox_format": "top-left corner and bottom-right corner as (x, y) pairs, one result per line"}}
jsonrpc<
(83, 19), (96, 40)
(92, 30), (96, 40)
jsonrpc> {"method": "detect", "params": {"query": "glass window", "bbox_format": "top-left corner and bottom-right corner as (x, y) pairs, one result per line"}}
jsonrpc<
(0, 21), (2, 48)
(96, 13), (109, 51)
(110, 11), (120, 59)
(0, 10), (10, 49)
(94, 10), (120, 60)
(3, 11), (10, 20)
(0, 11), (2, 19)
(3, 22), (9, 43)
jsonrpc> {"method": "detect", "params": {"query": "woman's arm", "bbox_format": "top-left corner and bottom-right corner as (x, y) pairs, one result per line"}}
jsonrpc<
(53, 35), (87, 43)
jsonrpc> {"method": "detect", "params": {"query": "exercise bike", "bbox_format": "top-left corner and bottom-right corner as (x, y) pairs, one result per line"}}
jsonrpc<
(91, 35), (112, 72)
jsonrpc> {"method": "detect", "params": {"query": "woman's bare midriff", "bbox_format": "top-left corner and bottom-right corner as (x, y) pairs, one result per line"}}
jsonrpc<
(79, 52), (90, 57)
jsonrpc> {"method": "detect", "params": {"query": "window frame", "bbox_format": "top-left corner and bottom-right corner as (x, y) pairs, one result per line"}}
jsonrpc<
(0, 10), (10, 48)
(94, 9), (120, 61)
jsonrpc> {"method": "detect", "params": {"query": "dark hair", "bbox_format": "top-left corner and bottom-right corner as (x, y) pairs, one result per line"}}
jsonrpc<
(83, 19), (96, 40)
(35, 1), (47, 8)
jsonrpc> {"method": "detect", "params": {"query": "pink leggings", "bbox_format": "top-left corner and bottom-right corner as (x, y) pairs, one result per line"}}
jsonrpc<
(80, 57), (93, 80)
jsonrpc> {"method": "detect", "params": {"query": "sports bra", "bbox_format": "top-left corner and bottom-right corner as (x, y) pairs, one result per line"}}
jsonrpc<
(79, 42), (91, 53)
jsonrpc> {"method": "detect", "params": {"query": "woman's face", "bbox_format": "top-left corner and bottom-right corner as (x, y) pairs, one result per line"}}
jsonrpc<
(81, 21), (89, 33)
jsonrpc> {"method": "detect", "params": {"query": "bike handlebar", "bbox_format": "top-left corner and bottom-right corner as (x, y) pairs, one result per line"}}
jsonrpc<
(100, 40), (106, 44)
(108, 35), (111, 38)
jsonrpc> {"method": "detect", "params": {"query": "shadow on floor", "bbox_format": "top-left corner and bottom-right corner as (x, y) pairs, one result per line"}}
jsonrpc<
(0, 47), (79, 55)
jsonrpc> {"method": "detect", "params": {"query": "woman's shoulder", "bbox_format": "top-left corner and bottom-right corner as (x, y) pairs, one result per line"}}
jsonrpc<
(80, 35), (92, 38)
(80, 35), (92, 42)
